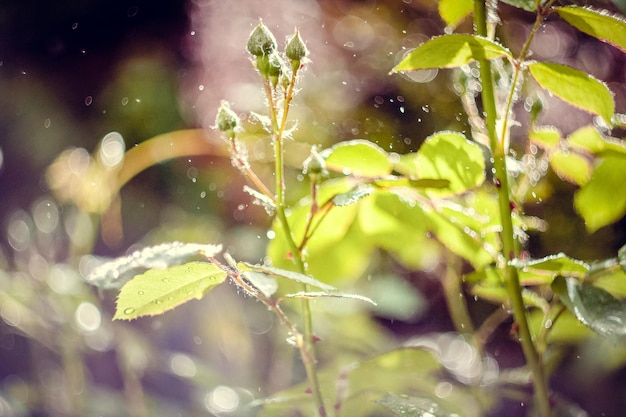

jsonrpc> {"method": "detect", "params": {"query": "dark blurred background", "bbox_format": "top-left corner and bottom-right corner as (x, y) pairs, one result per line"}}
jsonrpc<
(1, 1), (625, 416)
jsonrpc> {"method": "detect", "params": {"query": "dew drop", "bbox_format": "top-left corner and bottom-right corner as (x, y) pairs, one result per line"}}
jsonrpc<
(138, 291), (144, 295)
(124, 308), (135, 315)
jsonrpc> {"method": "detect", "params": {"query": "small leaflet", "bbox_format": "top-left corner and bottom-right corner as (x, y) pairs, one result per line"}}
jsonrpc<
(243, 185), (276, 215)
(86, 242), (222, 290)
(284, 291), (377, 305)
(239, 262), (336, 292)
(332, 185), (374, 207)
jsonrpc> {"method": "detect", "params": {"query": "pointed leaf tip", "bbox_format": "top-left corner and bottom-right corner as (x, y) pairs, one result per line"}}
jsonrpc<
(557, 6), (626, 53)
(528, 62), (614, 125)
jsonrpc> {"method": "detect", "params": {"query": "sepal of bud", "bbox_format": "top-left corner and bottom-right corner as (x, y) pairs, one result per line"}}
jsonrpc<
(268, 52), (284, 87)
(303, 147), (327, 179)
(247, 21), (277, 57)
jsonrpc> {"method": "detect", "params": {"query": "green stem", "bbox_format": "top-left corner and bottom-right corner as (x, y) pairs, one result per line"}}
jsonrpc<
(474, 2), (551, 416)
(267, 70), (327, 416)
(442, 251), (475, 335)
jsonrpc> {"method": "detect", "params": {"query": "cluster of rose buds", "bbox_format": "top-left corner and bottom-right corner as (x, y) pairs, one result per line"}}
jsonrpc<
(215, 20), (309, 137)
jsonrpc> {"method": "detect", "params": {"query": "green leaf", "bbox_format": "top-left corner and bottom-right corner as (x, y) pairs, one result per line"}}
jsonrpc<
(529, 126), (561, 150)
(593, 268), (626, 298)
(333, 184), (374, 206)
(391, 34), (512, 72)
(241, 271), (278, 297)
(372, 176), (451, 190)
(574, 155), (626, 232)
(284, 291), (376, 305)
(528, 309), (593, 343)
(87, 242), (222, 290)
(114, 262), (227, 320)
(238, 263), (336, 292)
(257, 341), (488, 417)
(398, 131), (485, 195)
(320, 139), (391, 178)
(567, 125), (626, 156)
(438, 0), (473, 29)
(550, 149), (592, 185)
(428, 206), (495, 269)
(511, 253), (590, 285)
(500, 0), (537, 11)
(557, 6), (626, 52)
(375, 393), (463, 417)
(528, 62), (614, 125)
(552, 276), (626, 340)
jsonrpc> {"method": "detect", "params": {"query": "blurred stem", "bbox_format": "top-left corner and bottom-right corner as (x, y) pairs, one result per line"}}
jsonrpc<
(60, 331), (86, 415)
(474, 2), (551, 416)
(442, 251), (475, 335)
(116, 129), (227, 190)
(266, 70), (327, 416)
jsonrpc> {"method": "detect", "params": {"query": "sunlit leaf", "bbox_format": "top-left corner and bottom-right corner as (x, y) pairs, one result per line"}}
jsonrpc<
(574, 155), (626, 232)
(471, 283), (550, 311)
(268, 201), (371, 285)
(87, 242), (222, 289)
(333, 184), (374, 206)
(114, 262), (227, 320)
(511, 253), (590, 285)
(438, 0), (473, 29)
(358, 191), (438, 270)
(592, 268), (626, 298)
(549, 149), (592, 185)
(567, 125), (626, 156)
(552, 276), (626, 340)
(529, 126), (561, 150)
(375, 393), (463, 417)
(320, 139), (391, 178)
(528, 62), (614, 125)
(557, 6), (626, 52)
(372, 176), (451, 190)
(428, 207), (495, 269)
(391, 34), (511, 73)
(528, 309), (592, 344)
(398, 131), (485, 195)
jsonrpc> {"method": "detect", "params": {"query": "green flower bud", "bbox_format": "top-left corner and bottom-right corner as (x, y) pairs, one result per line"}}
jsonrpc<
(285, 30), (308, 62)
(286, 30), (308, 73)
(247, 21), (277, 57)
(215, 101), (240, 134)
